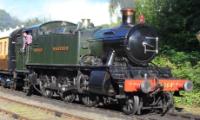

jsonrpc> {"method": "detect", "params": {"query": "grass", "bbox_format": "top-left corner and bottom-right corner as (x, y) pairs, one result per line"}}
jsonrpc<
(176, 104), (200, 115)
(174, 91), (200, 115)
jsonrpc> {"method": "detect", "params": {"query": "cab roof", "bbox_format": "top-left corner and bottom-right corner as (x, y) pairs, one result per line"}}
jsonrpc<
(23, 21), (77, 32)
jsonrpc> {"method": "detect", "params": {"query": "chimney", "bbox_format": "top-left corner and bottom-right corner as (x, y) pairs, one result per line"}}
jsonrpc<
(81, 19), (91, 28)
(121, 8), (135, 25)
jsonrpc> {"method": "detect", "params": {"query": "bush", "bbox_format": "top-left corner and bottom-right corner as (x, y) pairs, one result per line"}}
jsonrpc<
(175, 91), (200, 106)
(153, 48), (200, 106)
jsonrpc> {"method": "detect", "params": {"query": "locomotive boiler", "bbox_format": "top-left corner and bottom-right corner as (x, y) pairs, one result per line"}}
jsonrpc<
(0, 8), (193, 115)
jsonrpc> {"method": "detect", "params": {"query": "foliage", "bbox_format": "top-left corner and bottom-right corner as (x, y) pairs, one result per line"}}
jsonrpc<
(153, 48), (200, 106)
(109, 0), (200, 51)
(23, 18), (46, 27)
(153, 49), (200, 89)
(135, 0), (200, 51)
(0, 9), (47, 30)
(175, 91), (200, 106)
(0, 9), (21, 30)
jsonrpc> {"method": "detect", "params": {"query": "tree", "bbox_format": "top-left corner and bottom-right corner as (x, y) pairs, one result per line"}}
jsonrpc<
(0, 9), (21, 30)
(155, 0), (200, 51)
(109, 0), (200, 51)
(23, 17), (46, 27)
(0, 9), (49, 30)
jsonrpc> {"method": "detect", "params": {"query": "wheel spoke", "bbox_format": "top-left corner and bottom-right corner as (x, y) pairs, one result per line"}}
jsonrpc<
(82, 95), (97, 107)
(122, 96), (139, 115)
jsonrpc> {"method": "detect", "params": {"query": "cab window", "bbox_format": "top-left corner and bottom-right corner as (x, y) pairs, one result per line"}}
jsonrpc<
(39, 22), (77, 35)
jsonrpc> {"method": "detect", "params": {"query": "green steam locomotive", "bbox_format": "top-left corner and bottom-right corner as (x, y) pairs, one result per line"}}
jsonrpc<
(0, 9), (193, 115)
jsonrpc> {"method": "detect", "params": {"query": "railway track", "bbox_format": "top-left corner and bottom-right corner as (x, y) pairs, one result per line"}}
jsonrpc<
(0, 87), (200, 120)
(0, 95), (90, 120)
(166, 112), (200, 120)
(0, 87), (129, 120)
(0, 108), (30, 120)
(136, 112), (200, 120)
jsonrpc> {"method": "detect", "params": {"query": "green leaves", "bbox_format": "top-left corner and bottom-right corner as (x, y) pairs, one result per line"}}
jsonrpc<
(0, 9), (21, 30)
(175, 91), (200, 106)
(153, 49), (200, 106)
(153, 50), (200, 106)
(109, 0), (200, 51)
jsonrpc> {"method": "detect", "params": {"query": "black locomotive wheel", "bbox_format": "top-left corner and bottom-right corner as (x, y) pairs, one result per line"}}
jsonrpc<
(161, 92), (174, 114)
(81, 94), (98, 107)
(61, 92), (76, 103)
(39, 76), (53, 98)
(43, 89), (54, 98)
(23, 74), (36, 96)
(77, 73), (89, 93)
(1, 80), (6, 88)
(122, 96), (139, 115)
(11, 81), (17, 90)
(77, 74), (84, 93)
(0, 77), (7, 88)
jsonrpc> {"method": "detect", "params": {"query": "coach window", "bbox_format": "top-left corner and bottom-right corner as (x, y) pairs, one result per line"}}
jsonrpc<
(0, 42), (2, 54)
(4, 41), (6, 54)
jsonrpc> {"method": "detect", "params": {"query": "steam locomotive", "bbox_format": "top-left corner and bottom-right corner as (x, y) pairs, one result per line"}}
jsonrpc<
(0, 8), (193, 115)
